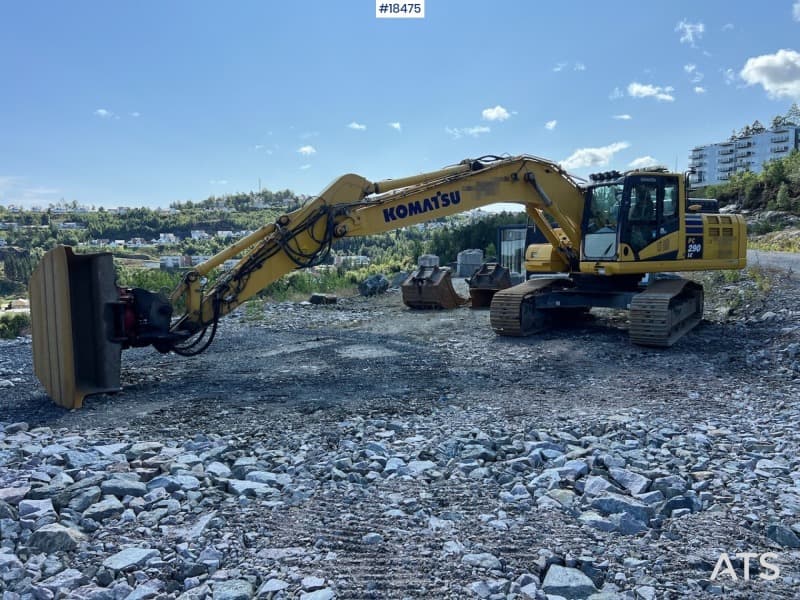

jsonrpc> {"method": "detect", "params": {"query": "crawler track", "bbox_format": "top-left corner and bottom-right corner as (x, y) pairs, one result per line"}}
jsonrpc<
(629, 279), (704, 347)
(489, 279), (561, 337)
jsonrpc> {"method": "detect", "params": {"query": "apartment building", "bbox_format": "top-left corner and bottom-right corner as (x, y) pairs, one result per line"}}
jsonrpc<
(690, 125), (800, 187)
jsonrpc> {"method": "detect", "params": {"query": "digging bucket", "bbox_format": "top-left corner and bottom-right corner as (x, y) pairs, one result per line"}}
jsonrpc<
(468, 262), (512, 308)
(29, 246), (122, 409)
(401, 266), (468, 310)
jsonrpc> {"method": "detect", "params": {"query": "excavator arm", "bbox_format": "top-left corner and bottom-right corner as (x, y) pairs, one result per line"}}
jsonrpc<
(172, 155), (584, 334)
(29, 155), (587, 409)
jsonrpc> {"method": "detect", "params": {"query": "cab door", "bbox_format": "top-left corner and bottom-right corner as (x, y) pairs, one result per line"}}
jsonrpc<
(619, 175), (679, 261)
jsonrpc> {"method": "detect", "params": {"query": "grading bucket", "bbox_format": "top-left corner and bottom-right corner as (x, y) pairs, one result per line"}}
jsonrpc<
(29, 246), (122, 409)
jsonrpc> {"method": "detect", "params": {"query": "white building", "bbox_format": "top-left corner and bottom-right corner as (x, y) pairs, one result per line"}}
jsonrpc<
(690, 125), (800, 187)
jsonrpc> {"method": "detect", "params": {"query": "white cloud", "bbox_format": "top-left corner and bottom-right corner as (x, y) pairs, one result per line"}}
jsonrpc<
(560, 141), (630, 170)
(300, 164), (311, 170)
(481, 105), (510, 121)
(722, 68), (736, 85)
(94, 108), (114, 118)
(609, 87), (624, 100)
(299, 131), (319, 140)
(388, 122), (402, 132)
(694, 86), (706, 94)
(628, 156), (659, 169)
(722, 23), (734, 31)
(675, 20), (705, 47)
(740, 49), (800, 100)
(794, 1), (800, 21)
(627, 82), (675, 102)
(209, 179), (228, 185)
(446, 126), (490, 139)
(297, 145), (316, 156)
(612, 114), (633, 120)
(347, 121), (367, 130)
(683, 64), (704, 83)
(130, 111), (141, 118)
(554, 61), (586, 72)
(545, 120), (558, 130)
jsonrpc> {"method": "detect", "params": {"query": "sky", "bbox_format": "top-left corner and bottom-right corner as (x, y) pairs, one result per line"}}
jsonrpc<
(1, 0), (800, 209)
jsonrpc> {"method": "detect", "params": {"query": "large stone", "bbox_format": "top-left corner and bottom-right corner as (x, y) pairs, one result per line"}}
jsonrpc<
(0, 551), (23, 572)
(301, 576), (325, 591)
(358, 274), (389, 296)
(407, 460), (436, 475)
(125, 442), (163, 460)
(64, 450), (99, 469)
(146, 475), (201, 492)
(18, 498), (56, 520)
(68, 486), (102, 512)
(462, 553), (502, 570)
(0, 486), (30, 505)
(258, 579), (290, 595)
(579, 511), (617, 532)
(299, 589), (334, 600)
(103, 548), (160, 571)
(206, 462), (232, 479)
(766, 524), (800, 548)
(227, 480), (277, 497)
(101, 478), (147, 498)
(213, 579), (253, 600)
(38, 568), (86, 593)
(591, 492), (652, 524)
(609, 467), (650, 495)
(582, 476), (616, 497)
(0, 500), (16, 520)
(651, 475), (687, 499)
(83, 497), (124, 521)
(542, 565), (598, 599)
(28, 523), (86, 553)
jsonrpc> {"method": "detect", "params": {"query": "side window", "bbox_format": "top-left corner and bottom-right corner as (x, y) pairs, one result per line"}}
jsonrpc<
(661, 179), (679, 235)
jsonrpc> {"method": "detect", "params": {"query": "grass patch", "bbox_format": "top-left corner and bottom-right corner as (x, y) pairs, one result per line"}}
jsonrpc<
(0, 312), (30, 339)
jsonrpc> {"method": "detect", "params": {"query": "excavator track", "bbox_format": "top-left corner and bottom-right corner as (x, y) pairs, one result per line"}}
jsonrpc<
(490, 278), (564, 337)
(629, 279), (704, 347)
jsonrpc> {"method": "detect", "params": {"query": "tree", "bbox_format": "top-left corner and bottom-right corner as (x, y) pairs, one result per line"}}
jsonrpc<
(785, 102), (800, 126)
(776, 183), (791, 211)
(751, 120), (766, 134)
(771, 115), (786, 129)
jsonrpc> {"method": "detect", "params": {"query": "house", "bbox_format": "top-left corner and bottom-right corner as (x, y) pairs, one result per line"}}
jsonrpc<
(160, 256), (183, 269)
(159, 233), (179, 244)
(190, 230), (209, 240)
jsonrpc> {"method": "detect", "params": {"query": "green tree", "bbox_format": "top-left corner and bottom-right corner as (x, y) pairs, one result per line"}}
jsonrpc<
(776, 183), (791, 211)
(785, 102), (800, 126)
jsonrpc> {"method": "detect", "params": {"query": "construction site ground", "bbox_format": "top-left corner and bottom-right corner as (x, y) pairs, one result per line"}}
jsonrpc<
(1, 259), (800, 599)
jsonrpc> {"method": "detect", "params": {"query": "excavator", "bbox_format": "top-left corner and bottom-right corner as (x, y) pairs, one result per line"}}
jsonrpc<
(29, 154), (746, 409)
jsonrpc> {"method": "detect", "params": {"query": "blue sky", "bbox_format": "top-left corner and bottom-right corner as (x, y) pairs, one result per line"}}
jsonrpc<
(2, 1), (800, 208)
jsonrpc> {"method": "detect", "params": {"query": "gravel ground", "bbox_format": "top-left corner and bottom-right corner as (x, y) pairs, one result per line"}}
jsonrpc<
(2, 263), (800, 599)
